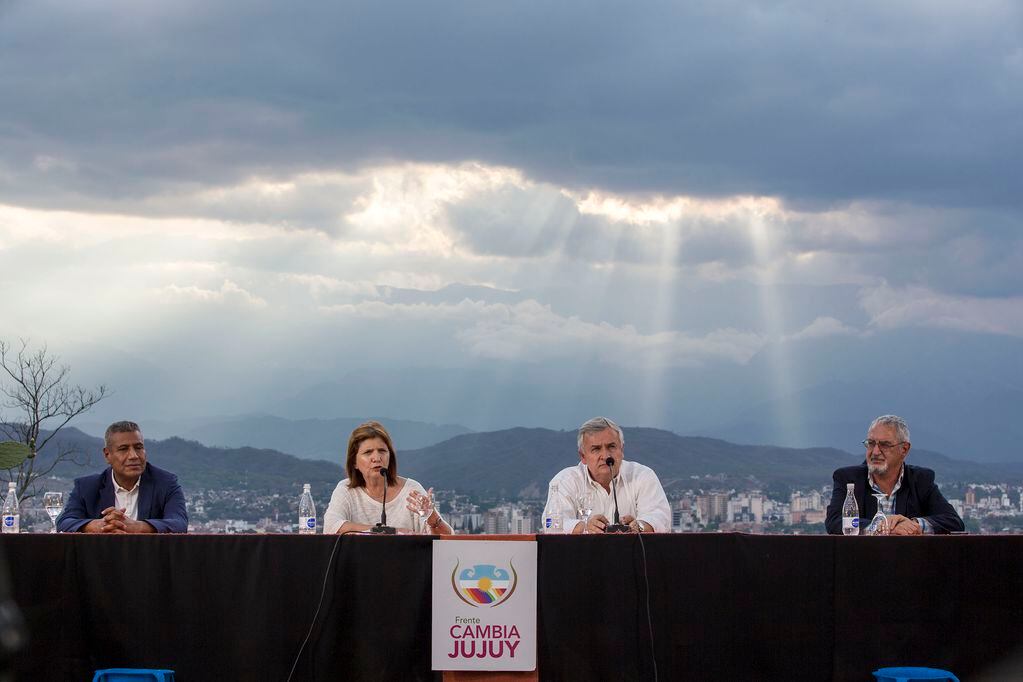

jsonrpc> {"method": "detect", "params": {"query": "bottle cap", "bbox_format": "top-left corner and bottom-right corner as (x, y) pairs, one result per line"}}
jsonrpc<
(303, 483), (311, 491)
(846, 482), (855, 489)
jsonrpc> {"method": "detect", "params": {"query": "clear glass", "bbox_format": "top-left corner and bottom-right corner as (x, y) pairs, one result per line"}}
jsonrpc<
(866, 493), (889, 536)
(43, 491), (63, 533)
(414, 487), (434, 534)
(576, 491), (594, 533)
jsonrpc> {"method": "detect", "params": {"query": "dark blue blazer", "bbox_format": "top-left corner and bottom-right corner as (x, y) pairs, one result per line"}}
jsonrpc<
(825, 463), (964, 535)
(56, 463), (188, 533)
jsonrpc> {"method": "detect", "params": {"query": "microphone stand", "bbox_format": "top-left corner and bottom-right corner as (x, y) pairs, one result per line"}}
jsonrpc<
(603, 456), (631, 533)
(370, 468), (396, 534)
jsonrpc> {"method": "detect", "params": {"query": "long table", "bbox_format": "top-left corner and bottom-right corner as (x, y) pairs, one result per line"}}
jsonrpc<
(2, 533), (1021, 680)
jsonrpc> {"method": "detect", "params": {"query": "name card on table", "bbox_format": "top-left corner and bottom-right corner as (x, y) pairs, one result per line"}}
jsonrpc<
(432, 539), (537, 671)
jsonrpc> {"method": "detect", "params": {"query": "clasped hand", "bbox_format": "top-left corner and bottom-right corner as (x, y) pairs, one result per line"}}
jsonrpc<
(83, 507), (154, 534)
(883, 514), (922, 536)
(582, 514), (643, 534)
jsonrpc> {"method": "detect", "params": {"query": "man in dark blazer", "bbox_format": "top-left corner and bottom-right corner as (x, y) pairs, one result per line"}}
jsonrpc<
(825, 414), (963, 535)
(56, 420), (187, 533)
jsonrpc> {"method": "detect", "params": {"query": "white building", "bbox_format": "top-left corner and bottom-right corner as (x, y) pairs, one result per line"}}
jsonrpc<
(509, 507), (535, 534)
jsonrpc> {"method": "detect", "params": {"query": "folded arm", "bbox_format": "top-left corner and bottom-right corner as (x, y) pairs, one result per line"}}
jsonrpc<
(145, 477), (188, 533)
(55, 480), (92, 533)
(917, 480), (965, 534)
(633, 469), (671, 533)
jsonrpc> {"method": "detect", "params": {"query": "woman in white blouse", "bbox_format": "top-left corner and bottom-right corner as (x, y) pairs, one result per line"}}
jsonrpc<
(323, 421), (452, 535)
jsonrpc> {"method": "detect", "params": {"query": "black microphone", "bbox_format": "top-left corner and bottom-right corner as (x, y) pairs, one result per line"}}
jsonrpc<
(370, 468), (396, 534)
(603, 456), (630, 533)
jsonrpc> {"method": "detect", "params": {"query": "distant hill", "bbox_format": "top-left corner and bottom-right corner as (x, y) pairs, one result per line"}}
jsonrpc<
(398, 427), (1023, 497)
(77, 415), (472, 460)
(33, 428), (343, 494)
(26, 425), (1023, 500)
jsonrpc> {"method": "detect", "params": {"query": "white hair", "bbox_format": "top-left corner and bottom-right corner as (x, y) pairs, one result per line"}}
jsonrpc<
(868, 414), (910, 443)
(577, 416), (624, 451)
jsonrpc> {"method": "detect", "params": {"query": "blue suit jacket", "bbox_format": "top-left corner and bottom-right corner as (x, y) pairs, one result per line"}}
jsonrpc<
(825, 463), (964, 535)
(56, 463), (188, 533)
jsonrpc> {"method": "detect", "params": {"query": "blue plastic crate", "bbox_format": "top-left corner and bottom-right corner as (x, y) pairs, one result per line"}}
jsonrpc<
(873, 667), (959, 682)
(93, 669), (176, 682)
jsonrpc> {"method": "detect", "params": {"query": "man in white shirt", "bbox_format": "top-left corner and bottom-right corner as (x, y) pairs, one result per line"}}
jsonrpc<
(542, 417), (671, 533)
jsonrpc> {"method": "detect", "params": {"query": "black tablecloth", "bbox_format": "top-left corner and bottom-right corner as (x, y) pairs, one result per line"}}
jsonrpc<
(2, 533), (1021, 681)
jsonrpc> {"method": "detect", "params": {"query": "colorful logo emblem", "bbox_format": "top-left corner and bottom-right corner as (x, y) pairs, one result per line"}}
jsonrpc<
(451, 561), (518, 608)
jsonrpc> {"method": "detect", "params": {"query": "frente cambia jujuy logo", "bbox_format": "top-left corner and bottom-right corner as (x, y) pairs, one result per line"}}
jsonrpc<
(446, 560), (522, 660)
(450, 560), (518, 607)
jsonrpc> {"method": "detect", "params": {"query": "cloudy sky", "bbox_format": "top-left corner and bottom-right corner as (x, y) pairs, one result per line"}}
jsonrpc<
(1, 2), (1022, 457)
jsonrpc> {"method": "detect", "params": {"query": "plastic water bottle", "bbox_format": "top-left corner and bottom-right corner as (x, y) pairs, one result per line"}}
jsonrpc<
(2, 482), (20, 534)
(298, 483), (316, 534)
(842, 482), (859, 536)
(544, 484), (563, 534)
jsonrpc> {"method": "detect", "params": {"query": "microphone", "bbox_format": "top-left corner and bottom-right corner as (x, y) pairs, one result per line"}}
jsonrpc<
(603, 456), (630, 533)
(370, 468), (396, 534)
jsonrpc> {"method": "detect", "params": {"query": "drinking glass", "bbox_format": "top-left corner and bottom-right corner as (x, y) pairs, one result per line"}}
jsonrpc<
(866, 493), (889, 536)
(416, 488), (434, 535)
(43, 491), (63, 533)
(576, 491), (594, 533)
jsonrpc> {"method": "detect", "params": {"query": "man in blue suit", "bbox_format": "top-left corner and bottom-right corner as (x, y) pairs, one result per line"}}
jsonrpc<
(56, 420), (188, 533)
(825, 414), (964, 535)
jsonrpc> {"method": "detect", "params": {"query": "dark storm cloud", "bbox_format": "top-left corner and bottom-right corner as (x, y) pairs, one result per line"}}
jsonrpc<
(1, 1), (1020, 209)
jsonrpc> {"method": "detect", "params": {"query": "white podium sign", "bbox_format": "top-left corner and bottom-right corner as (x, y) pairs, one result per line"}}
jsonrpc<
(431, 540), (537, 671)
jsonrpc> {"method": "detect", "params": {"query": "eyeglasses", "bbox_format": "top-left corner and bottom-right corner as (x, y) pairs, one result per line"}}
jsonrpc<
(862, 440), (906, 452)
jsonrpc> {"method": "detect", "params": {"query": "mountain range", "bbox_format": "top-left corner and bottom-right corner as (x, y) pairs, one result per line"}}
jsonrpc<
(69, 324), (1023, 464)
(398, 427), (1023, 497)
(28, 425), (1023, 502)
(77, 415), (471, 460)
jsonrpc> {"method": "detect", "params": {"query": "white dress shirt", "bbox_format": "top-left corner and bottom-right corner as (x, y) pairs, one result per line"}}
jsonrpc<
(323, 477), (435, 534)
(112, 470), (140, 521)
(542, 461), (672, 533)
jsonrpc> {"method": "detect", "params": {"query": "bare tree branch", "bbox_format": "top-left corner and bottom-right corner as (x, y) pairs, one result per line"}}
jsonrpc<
(0, 338), (110, 500)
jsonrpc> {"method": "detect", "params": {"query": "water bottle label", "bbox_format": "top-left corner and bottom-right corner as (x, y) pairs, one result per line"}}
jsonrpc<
(2, 516), (13, 527)
(842, 517), (859, 530)
(545, 517), (552, 529)
(305, 517), (316, 529)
